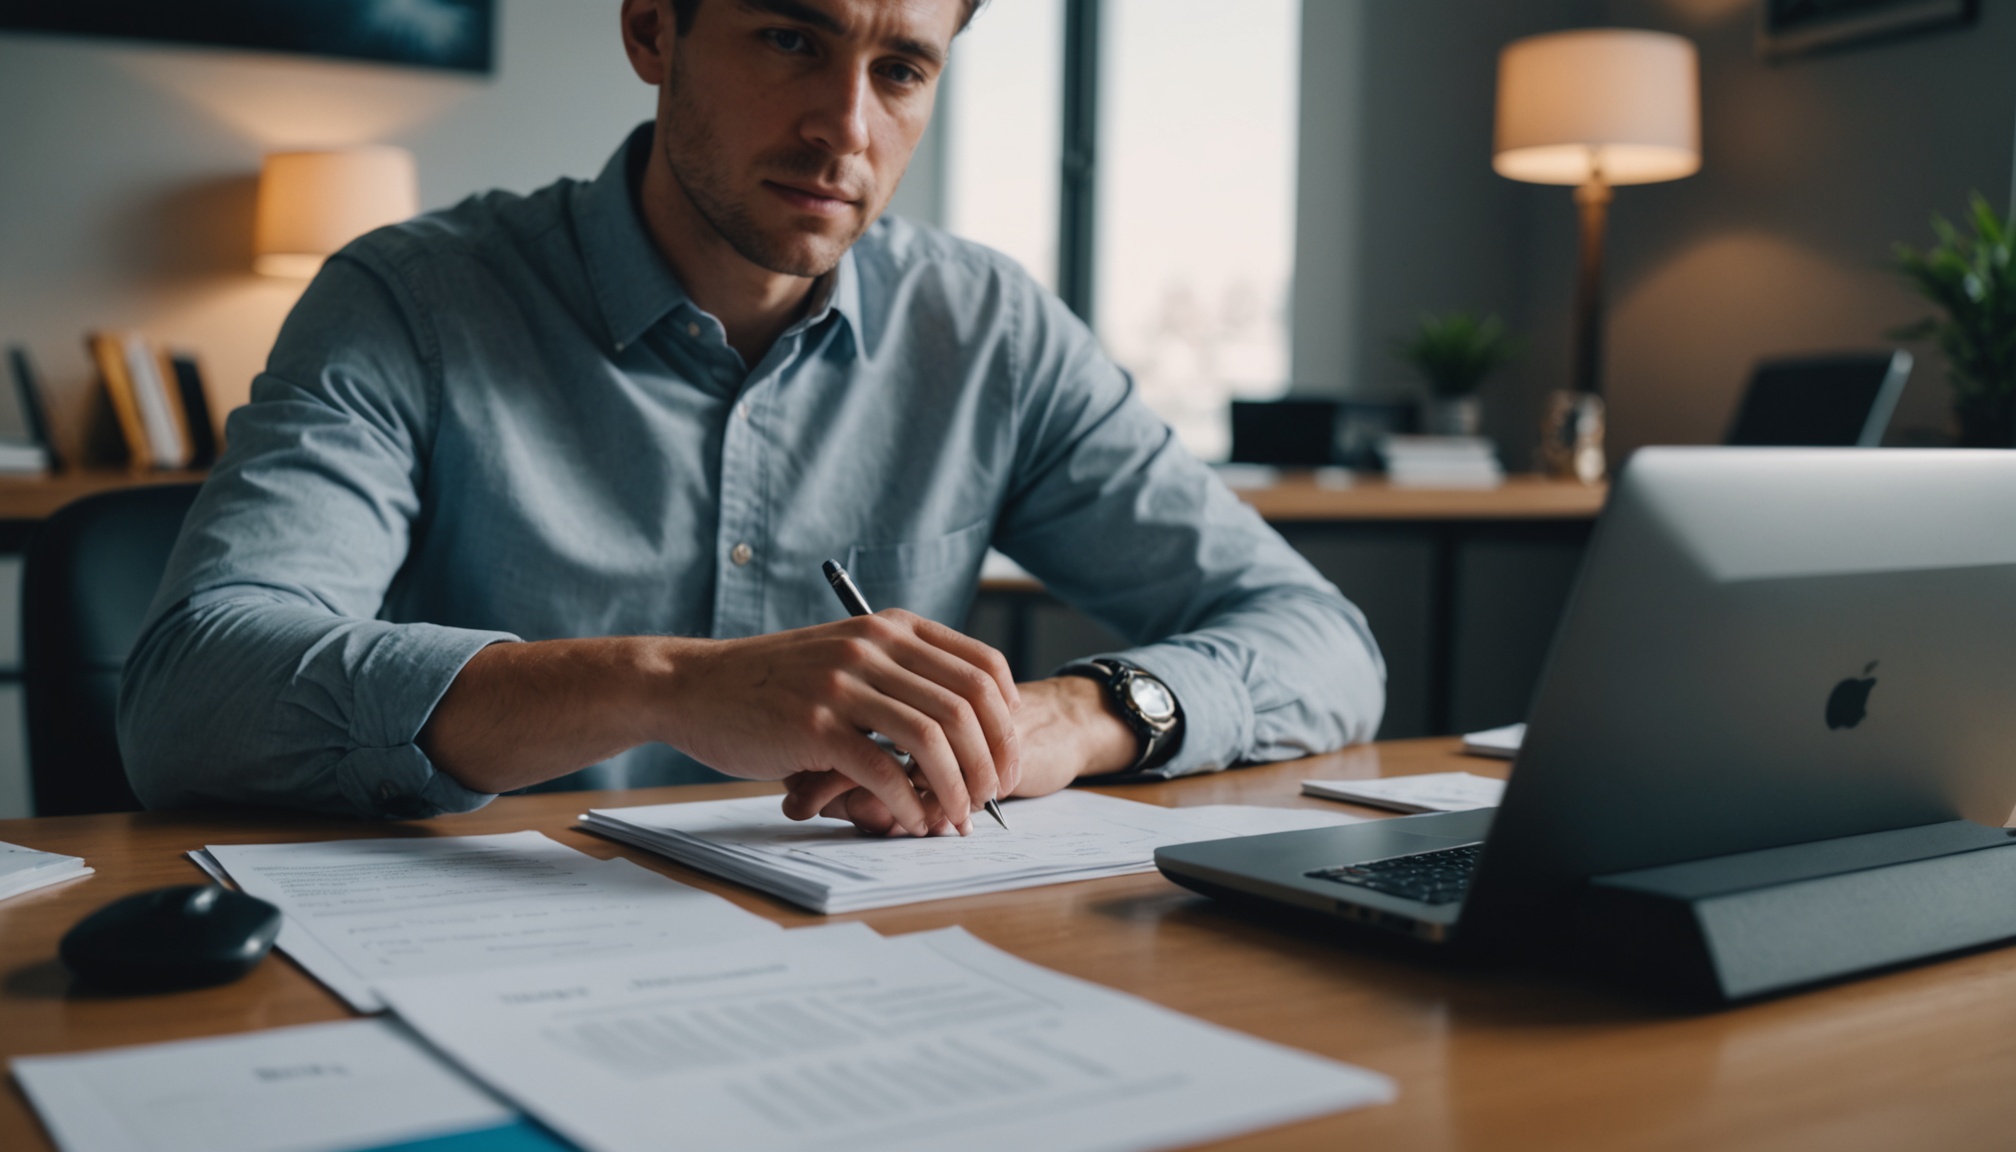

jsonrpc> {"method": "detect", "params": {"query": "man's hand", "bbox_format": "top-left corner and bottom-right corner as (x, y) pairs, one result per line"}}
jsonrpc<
(659, 611), (1020, 837)
(779, 674), (1138, 835)
(421, 611), (1020, 838)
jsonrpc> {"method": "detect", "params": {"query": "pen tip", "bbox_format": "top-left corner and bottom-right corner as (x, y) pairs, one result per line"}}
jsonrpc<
(983, 799), (1009, 830)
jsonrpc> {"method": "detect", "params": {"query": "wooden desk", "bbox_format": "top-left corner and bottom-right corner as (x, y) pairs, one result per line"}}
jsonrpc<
(0, 469), (206, 550)
(1232, 473), (1605, 522)
(5, 738), (2011, 1151)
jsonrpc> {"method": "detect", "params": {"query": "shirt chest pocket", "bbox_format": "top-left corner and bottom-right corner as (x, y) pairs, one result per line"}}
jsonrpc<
(844, 518), (994, 618)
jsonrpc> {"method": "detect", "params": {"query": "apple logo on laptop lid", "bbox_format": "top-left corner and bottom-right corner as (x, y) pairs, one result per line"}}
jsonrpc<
(1826, 661), (1878, 730)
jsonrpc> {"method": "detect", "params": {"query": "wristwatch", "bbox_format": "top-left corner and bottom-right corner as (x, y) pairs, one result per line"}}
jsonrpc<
(1059, 658), (1183, 774)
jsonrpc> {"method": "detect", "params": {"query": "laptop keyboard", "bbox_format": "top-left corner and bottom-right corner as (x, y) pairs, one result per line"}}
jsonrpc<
(1306, 842), (1483, 906)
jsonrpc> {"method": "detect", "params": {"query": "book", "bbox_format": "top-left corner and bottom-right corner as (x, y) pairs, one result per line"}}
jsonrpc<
(87, 331), (153, 469)
(124, 333), (190, 468)
(5, 345), (61, 471)
(167, 353), (218, 467)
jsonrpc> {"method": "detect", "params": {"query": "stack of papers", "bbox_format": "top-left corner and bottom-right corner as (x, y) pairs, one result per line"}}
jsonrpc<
(0, 840), (92, 902)
(1301, 772), (1506, 813)
(582, 790), (1361, 913)
(192, 831), (779, 1012)
(375, 923), (1398, 1152)
(1378, 435), (1505, 488)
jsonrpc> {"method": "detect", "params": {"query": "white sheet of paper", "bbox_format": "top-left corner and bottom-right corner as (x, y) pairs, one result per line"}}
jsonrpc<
(376, 923), (1395, 1152)
(10, 1019), (547, 1152)
(1301, 772), (1506, 813)
(1461, 722), (1525, 758)
(582, 791), (1365, 912)
(202, 831), (779, 1012)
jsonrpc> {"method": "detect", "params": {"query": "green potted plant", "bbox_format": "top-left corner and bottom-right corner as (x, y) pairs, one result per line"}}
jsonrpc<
(1892, 194), (2016, 447)
(1393, 311), (1522, 436)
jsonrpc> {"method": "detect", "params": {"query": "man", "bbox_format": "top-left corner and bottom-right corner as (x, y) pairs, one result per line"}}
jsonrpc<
(119, 0), (1385, 835)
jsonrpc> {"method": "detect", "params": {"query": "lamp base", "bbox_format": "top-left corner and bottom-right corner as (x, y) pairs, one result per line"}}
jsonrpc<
(1540, 390), (1606, 484)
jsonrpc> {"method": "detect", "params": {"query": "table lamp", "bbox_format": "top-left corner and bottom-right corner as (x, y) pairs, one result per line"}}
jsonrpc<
(253, 146), (419, 279)
(1494, 28), (1699, 481)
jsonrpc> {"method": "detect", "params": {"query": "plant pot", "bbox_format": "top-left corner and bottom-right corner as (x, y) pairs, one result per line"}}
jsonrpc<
(1954, 394), (2016, 447)
(1426, 395), (1483, 437)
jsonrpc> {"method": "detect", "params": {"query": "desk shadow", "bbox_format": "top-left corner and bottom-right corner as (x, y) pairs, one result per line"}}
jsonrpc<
(1091, 887), (1678, 1029)
(5, 959), (78, 1001)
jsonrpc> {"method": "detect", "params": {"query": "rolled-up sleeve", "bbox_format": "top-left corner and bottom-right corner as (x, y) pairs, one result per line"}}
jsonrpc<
(994, 288), (1386, 776)
(118, 254), (517, 818)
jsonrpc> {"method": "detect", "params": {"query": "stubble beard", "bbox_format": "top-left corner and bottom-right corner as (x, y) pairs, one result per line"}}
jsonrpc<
(660, 47), (874, 279)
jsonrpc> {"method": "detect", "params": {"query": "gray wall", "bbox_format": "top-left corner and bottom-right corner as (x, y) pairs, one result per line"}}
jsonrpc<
(1586, 0), (2016, 456)
(0, 0), (655, 465)
(1292, 0), (2016, 466)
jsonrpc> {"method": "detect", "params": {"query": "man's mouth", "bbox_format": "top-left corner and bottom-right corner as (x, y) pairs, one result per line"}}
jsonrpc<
(762, 179), (859, 217)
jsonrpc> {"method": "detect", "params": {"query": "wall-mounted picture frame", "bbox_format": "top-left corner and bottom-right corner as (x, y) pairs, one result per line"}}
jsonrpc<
(0, 0), (496, 74)
(1759, 0), (1979, 61)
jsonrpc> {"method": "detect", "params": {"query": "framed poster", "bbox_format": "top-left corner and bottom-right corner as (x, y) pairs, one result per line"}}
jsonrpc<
(1760, 0), (1979, 60)
(0, 0), (496, 74)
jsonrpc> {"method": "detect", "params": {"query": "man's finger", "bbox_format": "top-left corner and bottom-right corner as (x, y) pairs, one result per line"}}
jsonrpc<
(878, 637), (1017, 807)
(847, 690), (973, 834)
(825, 730), (935, 836)
(781, 770), (856, 821)
(863, 655), (1002, 813)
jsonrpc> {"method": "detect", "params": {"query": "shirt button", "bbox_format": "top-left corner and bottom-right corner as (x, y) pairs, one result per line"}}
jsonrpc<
(736, 401), (752, 421)
(686, 322), (701, 338)
(730, 542), (753, 566)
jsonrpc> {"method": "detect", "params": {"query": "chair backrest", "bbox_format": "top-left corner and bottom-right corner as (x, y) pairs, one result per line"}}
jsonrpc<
(24, 483), (201, 816)
(1724, 350), (1913, 447)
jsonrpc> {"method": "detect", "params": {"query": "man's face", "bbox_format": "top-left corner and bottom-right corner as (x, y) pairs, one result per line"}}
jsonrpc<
(651, 0), (962, 278)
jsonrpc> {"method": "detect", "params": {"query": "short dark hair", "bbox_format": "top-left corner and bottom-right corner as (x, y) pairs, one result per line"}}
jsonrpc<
(668, 0), (987, 38)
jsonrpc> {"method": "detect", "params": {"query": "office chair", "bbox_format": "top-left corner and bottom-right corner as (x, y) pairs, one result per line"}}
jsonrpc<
(24, 483), (201, 816)
(1724, 351), (1912, 447)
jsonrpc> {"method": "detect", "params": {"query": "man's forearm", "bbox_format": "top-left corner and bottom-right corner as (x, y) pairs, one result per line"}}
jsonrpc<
(418, 637), (673, 795)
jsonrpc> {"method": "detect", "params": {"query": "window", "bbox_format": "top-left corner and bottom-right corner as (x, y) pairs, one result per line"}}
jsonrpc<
(945, 0), (1065, 291)
(945, 0), (1302, 462)
(1097, 0), (1302, 461)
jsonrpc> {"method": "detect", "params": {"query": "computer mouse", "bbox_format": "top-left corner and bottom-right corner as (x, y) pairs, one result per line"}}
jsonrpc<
(59, 884), (282, 992)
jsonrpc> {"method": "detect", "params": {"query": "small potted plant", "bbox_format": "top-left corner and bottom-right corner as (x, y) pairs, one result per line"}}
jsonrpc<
(1394, 311), (1522, 437)
(1892, 194), (2016, 447)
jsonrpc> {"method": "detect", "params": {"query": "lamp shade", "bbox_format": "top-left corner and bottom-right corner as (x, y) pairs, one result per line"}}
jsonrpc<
(1493, 29), (1700, 186)
(253, 147), (418, 278)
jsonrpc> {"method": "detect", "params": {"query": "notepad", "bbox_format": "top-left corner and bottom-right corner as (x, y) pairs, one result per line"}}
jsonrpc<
(375, 923), (1397, 1152)
(191, 831), (779, 1012)
(1301, 772), (1505, 813)
(0, 840), (92, 903)
(581, 791), (1362, 913)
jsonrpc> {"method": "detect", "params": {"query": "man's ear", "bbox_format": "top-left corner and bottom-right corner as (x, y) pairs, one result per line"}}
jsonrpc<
(620, 0), (672, 86)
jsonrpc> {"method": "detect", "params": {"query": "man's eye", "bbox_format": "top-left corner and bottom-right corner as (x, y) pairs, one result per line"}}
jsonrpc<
(762, 28), (811, 54)
(881, 62), (922, 86)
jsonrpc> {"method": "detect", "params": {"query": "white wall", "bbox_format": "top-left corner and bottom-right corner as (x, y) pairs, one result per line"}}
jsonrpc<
(0, 0), (658, 465)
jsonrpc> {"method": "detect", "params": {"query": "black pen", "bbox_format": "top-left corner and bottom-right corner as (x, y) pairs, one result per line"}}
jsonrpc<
(822, 559), (1010, 831)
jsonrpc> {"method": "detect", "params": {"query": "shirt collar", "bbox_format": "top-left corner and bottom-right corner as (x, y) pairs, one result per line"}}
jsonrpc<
(574, 123), (862, 359)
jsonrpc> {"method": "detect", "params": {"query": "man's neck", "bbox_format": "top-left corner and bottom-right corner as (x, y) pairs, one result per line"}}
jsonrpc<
(636, 142), (818, 367)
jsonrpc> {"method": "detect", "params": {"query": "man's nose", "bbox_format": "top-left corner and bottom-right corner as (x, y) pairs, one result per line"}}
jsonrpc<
(801, 64), (873, 157)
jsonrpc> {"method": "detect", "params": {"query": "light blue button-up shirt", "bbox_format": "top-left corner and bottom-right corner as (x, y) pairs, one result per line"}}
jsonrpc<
(118, 126), (1385, 819)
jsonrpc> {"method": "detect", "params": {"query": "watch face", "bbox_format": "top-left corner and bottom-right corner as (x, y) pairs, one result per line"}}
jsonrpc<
(1127, 675), (1176, 722)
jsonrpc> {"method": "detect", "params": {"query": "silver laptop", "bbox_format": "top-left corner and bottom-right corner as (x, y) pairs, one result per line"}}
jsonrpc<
(1157, 447), (2016, 953)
